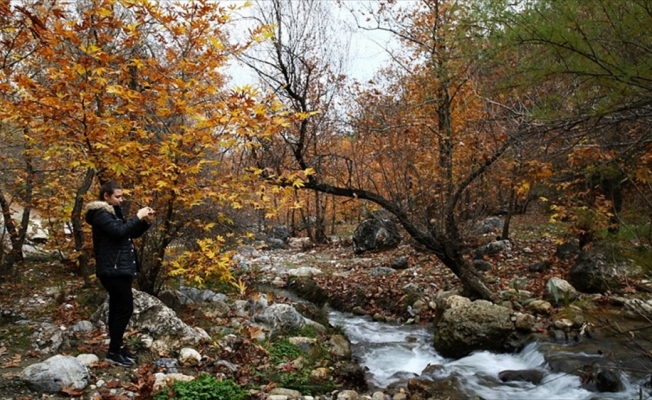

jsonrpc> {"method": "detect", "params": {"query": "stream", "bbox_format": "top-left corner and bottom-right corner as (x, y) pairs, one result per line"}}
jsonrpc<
(329, 311), (652, 400)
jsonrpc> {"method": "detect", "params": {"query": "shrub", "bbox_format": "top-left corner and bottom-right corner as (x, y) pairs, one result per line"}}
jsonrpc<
(153, 374), (247, 400)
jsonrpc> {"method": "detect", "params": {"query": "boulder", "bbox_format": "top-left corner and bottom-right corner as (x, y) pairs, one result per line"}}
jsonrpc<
(20, 355), (90, 393)
(473, 216), (504, 234)
(266, 225), (290, 249)
(352, 218), (401, 254)
(328, 334), (352, 359)
(595, 369), (624, 393)
(92, 289), (211, 353)
(568, 246), (643, 294)
(545, 277), (579, 304)
(252, 303), (305, 333)
(433, 300), (519, 359)
(472, 240), (511, 260)
(623, 298), (652, 320)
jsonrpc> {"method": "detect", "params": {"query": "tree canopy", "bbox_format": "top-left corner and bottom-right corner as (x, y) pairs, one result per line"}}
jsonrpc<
(1, 0), (651, 301)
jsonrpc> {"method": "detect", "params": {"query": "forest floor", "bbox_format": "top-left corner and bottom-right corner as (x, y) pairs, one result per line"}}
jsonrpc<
(0, 209), (644, 399)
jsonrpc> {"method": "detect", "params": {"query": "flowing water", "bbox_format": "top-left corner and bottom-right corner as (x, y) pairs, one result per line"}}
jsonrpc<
(329, 311), (651, 400)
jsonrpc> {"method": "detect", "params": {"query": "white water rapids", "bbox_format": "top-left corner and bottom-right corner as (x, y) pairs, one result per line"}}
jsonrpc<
(329, 311), (649, 400)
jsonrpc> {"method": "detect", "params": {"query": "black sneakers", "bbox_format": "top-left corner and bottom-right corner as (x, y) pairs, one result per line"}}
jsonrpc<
(106, 351), (134, 367)
(119, 347), (138, 362)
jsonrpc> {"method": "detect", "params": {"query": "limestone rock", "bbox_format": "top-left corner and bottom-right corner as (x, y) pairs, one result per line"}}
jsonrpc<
(20, 355), (90, 393)
(433, 300), (519, 359)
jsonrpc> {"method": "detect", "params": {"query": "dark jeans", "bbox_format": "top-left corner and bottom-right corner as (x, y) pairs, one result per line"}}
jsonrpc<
(99, 276), (134, 353)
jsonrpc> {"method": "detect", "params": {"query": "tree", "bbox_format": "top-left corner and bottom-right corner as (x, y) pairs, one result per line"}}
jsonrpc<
(244, 0), (530, 301)
(238, 0), (352, 244)
(502, 0), (652, 243)
(1, 0), (286, 293)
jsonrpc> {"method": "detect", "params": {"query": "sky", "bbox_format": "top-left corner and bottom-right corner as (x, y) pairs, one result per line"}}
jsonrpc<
(221, 0), (399, 87)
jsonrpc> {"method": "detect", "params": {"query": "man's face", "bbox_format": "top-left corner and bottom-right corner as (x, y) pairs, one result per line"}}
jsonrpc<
(104, 189), (124, 206)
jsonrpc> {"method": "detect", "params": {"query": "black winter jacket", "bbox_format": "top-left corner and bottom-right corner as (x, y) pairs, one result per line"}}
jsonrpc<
(84, 201), (150, 278)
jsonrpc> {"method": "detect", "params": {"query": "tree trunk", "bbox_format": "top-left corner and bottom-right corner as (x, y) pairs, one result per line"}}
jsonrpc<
(501, 188), (516, 240)
(0, 160), (34, 279)
(71, 168), (95, 285)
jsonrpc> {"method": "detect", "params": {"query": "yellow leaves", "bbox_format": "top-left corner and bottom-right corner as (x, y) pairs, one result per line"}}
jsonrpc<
(292, 178), (304, 189)
(304, 167), (316, 176)
(109, 162), (127, 176)
(166, 238), (235, 289)
(210, 37), (225, 51)
(79, 43), (101, 55)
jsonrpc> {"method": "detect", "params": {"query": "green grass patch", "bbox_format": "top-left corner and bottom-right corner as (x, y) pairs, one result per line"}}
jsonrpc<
(153, 375), (246, 400)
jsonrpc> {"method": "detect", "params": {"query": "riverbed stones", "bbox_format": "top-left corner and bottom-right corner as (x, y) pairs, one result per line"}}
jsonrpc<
(252, 303), (306, 333)
(526, 299), (553, 315)
(514, 312), (536, 331)
(20, 354), (90, 393)
(545, 277), (578, 304)
(433, 300), (519, 359)
(329, 334), (352, 359)
(623, 298), (652, 320)
(269, 387), (302, 399)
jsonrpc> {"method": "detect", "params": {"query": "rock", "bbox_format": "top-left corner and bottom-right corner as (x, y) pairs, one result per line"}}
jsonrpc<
(369, 266), (396, 276)
(526, 300), (553, 316)
(269, 388), (302, 399)
(596, 369), (624, 392)
(473, 240), (511, 260)
(286, 267), (322, 277)
(623, 298), (652, 320)
(76, 354), (99, 367)
(545, 277), (579, 304)
(553, 318), (573, 331)
(433, 300), (519, 359)
(473, 216), (504, 234)
(252, 304), (305, 333)
(310, 367), (330, 380)
(153, 358), (179, 374)
(555, 241), (580, 260)
(178, 286), (227, 304)
(372, 392), (386, 400)
(178, 347), (201, 366)
(336, 390), (360, 400)
(444, 295), (472, 310)
(352, 306), (367, 316)
(20, 355), (90, 393)
(529, 260), (552, 273)
(152, 372), (194, 392)
(391, 256), (409, 270)
(352, 218), (401, 254)
(498, 369), (545, 385)
(329, 334), (352, 359)
(287, 276), (329, 307)
(91, 289), (211, 354)
(72, 320), (93, 333)
(194, 300), (230, 319)
(289, 336), (318, 353)
(266, 226), (291, 249)
(568, 246), (643, 294)
(514, 313), (536, 331)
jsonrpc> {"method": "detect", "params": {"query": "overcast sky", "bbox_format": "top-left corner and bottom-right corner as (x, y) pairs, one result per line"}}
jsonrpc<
(222, 0), (398, 87)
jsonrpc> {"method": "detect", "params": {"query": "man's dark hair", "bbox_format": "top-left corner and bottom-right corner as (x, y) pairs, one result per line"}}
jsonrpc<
(99, 181), (122, 201)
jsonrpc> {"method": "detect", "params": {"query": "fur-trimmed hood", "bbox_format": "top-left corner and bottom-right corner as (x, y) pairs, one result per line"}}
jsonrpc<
(84, 201), (116, 224)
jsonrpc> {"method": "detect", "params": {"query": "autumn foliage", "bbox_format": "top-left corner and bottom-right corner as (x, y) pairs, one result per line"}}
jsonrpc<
(1, 0), (652, 300)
